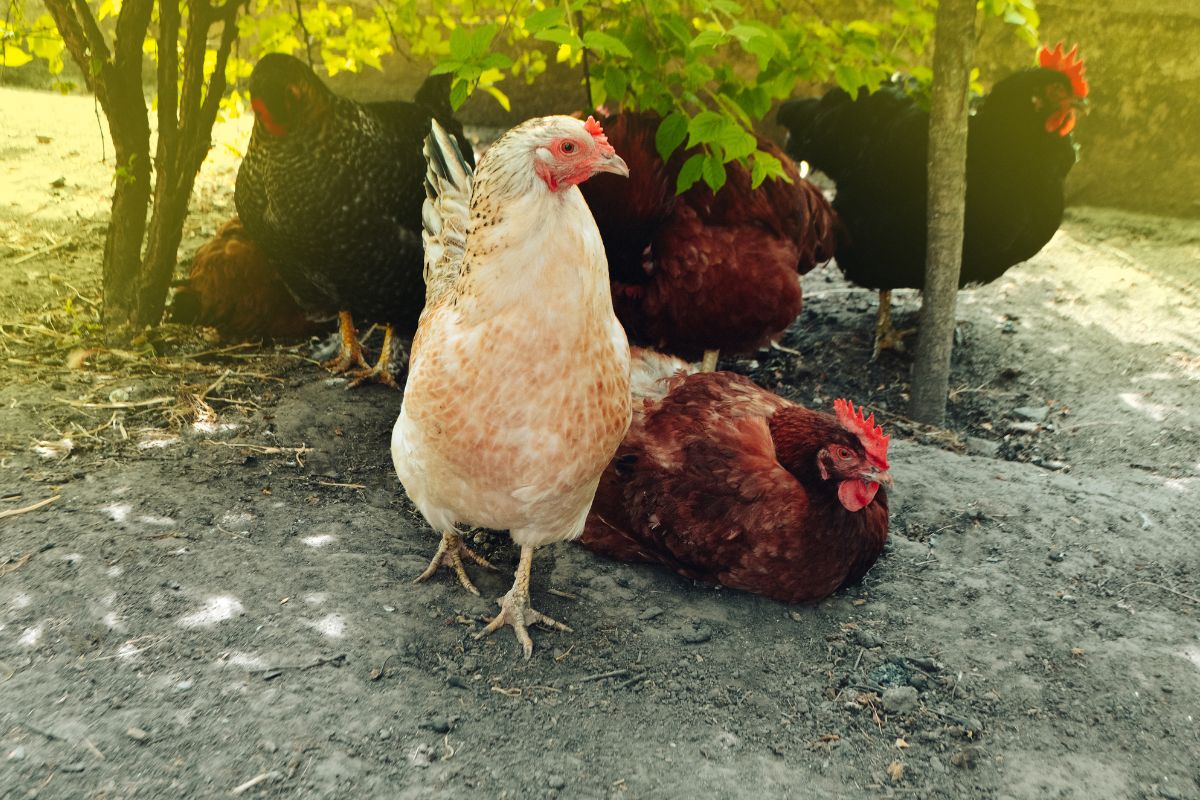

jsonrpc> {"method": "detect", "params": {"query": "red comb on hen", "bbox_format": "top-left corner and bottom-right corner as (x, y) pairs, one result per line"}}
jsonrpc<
(1038, 42), (1088, 99)
(584, 115), (615, 155)
(833, 398), (891, 470)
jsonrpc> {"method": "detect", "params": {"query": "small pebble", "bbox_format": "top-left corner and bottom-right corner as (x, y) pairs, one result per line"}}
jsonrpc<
(906, 656), (944, 672)
(965, 437), (1000, 458)
(680, 624), (712, 644)
(423, 717), (451, 734)
(1008, 421), (1040, 434)
(259, 740), (278, 753)
(60, 762), (86, 773)
(7, 745), (26, 761)
(1012, 405), (1050, 423)
(547, 775), (566, 790)
(950, 746), (978, 769)
(379, 728), (392, 740)
(447, 675), (470, 690)
(125, 727), (149, 743)
(638, 606), (664, 622)
(882, 686), (919, 714)
(854, 629), (883, 648)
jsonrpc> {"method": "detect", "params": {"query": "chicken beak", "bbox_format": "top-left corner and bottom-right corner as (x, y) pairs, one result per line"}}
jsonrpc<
(863, 467), (893, 488)
(596, 151), (630, 178)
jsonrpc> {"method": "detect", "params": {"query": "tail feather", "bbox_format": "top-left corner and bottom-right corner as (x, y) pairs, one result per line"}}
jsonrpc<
(421, 118), (474, 307)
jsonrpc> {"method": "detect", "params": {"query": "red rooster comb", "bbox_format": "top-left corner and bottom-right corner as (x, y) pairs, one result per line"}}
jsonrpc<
(1038, 42), (1088, 99)
(833, 398), (890, 470)
(584, 115), (615, 154)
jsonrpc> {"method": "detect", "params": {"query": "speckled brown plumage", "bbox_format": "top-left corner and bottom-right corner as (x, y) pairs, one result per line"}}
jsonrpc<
(392, 117), (632, 657)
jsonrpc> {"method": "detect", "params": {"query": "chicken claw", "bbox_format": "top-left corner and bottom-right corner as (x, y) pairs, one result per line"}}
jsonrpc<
(347, 325), (406, 389)
(476, 545), (571, 659)
(871, 290), (915, 361)
(323, 311), (371, 374)
(414, 530), (497, 597)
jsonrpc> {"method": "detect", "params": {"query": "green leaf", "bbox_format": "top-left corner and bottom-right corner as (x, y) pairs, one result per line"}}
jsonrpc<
(689, 30), (724, 50)
(716, 126), (757, 160)
(482, 84), (511, 112)
(701, 154), (727, 192)
(727, 24), (765, 43)
(655, 111), (689, 161)
(583, 31), (632, 58)
(430, 60), (463, 76)
(604, 67), (628, 106)
(449, 27), (473, 60)
(535, 28), (583, 49)
(481, 52), (514, 71)
(751, 156), (767, 189)
(1, 46), (33, 68)
(449, 78), (470, 111)
(525, 7), (565, 32)
(676, 153), (706, 194)
(686, 111), (726, 147)
(750, 149), (787, 188)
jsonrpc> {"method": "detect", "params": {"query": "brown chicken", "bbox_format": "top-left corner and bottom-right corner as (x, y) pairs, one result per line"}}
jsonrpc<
(581, 349), (891, 603)
(169, 217), (323, 340)
(580, 111), (838, 371)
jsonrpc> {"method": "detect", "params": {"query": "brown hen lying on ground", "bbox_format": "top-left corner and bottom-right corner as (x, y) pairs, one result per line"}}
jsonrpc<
(581, 348), (891, 604)
(580, 111), (838, 371)
(169, 217), (323, 341)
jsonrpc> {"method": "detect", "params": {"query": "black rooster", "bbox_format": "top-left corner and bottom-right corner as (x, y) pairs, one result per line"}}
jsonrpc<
(778, 43), (1088, 359)
(235, 53), (474, 387)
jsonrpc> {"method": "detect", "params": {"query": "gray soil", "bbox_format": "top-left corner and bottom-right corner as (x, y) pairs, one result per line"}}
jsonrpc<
(1, 86), (1198, 799)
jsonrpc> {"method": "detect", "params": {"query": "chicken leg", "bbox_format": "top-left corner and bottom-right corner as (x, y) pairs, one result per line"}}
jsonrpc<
(414, 530), (497, 597)
(871, 290), (915, 361)
(322, 311), (371, 374)
(476, 544), (571, 659)
(700, 349), (720, 373)
(348, 324), (405, 389)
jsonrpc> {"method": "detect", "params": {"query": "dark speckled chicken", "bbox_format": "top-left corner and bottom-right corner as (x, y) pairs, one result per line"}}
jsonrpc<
(235, 53), (473, 387)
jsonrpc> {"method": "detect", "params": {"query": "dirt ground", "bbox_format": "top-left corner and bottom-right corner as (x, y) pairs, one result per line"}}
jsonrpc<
(1, 85), (1198, 799)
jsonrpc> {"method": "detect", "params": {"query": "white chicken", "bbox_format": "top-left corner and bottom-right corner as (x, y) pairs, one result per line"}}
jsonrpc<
(392, 115), (632, 658)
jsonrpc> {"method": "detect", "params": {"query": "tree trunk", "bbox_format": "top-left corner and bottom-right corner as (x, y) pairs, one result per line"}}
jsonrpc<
(44, 0), (154, 342)
(908, 0), (978, 425)
(139, 0), (244, 327)
(46, 0), (245, 335)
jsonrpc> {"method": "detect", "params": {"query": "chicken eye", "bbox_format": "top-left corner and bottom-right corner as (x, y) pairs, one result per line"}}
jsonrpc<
(834, 446), (853, 460)
(560, 141), (577, 155)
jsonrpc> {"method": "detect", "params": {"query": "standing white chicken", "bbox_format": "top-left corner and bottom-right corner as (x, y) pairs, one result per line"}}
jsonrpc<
(392, 116), (632, 658)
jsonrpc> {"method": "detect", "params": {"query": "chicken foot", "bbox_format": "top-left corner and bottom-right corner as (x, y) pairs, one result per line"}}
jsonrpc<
(871, 290), (916, 361)
(700, 349), (720, 373)
(347, 324), (405, 389)
(414, 530), (497, 597)
(476, 544), (571, 659)
(322, 311), (371, 374)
